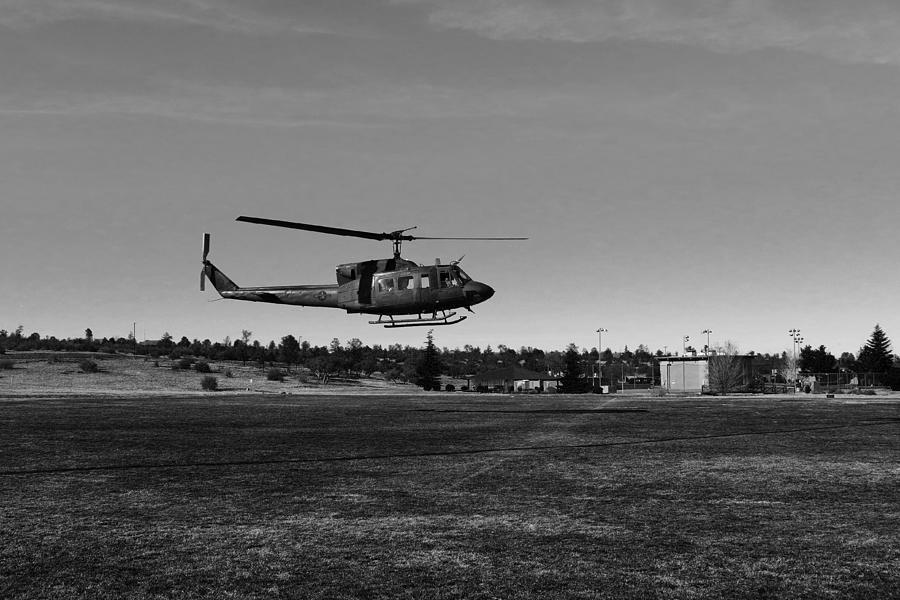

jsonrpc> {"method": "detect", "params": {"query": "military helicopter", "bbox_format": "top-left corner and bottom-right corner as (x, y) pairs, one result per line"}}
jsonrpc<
(201, 216), (525, 328)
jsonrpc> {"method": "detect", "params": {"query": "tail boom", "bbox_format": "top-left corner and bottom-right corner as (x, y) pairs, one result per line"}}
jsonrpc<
(217, 284), (339, 307)
(201, 233), (338, 307)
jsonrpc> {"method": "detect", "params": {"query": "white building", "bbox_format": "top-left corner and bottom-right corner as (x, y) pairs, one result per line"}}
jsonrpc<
(657, 355), (709, 393)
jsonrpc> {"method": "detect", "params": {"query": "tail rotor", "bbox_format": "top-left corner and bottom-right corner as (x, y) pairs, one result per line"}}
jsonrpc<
(201, 233), (210, 291)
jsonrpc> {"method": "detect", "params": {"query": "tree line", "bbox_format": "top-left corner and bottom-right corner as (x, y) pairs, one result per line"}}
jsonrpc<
(1, 323), (896, 390)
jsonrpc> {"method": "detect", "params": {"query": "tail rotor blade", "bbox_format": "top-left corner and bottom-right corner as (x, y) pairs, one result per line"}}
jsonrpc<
(201, 233), (210, 291)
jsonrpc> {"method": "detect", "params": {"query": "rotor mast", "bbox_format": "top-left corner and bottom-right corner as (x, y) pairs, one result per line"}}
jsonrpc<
(389, 227), (416, 259)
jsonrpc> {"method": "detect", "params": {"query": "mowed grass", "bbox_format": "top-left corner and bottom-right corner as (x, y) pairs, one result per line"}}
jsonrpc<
(1, 395), (898, 599)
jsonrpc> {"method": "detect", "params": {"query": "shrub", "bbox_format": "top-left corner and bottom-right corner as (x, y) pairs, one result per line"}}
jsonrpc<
(224, 368), (234, 378)
(200, 376), (218, 391)
(194, 361), (212, 373)
(79, 359), (99, 373)
(0, 359), (14, 370)
(266, 368), (285, 382)
(445, 384), (455, 392)
(176, 357), (194, 370)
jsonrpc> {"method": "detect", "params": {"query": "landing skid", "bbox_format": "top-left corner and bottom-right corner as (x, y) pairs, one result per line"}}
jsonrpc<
(369, 311), (468, 328)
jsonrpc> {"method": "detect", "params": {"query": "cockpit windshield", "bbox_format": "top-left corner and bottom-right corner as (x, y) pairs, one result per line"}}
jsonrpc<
(452, 266), (472, 285)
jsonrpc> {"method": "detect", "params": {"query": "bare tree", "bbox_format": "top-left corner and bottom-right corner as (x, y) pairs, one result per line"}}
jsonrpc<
(779, 350), (798, 384)
(707, 341), (745, 395)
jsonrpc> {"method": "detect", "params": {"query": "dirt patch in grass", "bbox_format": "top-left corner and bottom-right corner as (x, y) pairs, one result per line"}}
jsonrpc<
(1, 395), (899, 598)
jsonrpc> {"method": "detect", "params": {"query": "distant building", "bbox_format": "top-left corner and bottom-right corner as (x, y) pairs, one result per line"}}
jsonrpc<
(658, 355), (709, 393)
(657, 353), (754, 394)
(468, 365), (558, 393)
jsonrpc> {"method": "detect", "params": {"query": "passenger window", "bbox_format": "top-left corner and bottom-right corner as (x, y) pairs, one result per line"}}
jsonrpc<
(398, 275), (413, 291)
(377, 277), (395, 293)
(419, 274), (430, 289)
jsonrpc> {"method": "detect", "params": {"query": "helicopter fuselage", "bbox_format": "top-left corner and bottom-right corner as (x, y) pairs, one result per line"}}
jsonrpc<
(203, 256), (494, 317)
(201, 216), (517, 327)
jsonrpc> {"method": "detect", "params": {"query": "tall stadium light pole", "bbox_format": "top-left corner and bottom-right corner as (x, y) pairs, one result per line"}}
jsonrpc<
(702, 329), (712, 357)
(596, 328), (607, 390)
(788, 329), (801, 380)
(682, 335), (690, 393)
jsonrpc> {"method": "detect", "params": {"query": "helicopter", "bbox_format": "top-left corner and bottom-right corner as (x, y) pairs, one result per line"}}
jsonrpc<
(201, 216), (526, 328)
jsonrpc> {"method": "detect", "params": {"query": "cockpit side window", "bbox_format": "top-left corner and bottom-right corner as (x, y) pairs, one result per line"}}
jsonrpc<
(439, 268), (466, 288)
(398, 275), (413, 291)
(439, 269), (452, 288)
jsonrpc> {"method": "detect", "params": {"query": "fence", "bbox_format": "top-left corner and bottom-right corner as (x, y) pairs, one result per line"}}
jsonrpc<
(800, 372), (886, 391)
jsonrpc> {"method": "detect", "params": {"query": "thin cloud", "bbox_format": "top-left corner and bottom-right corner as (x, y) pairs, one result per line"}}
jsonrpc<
(0, 81), (562, 125)
(0, 0), (331, 35)
(397, 0), (900, 65)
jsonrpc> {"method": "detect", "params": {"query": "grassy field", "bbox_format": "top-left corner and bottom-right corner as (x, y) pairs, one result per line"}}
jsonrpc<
(1, 393), (898, 599)
(0, 353), (418, 396)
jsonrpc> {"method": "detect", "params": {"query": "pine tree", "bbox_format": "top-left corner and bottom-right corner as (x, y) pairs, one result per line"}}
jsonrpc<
(416, 330), (442, 391)
(857, 324), (893, 373)
(558, 344), (588, 393)
(279, 335), (301, 371)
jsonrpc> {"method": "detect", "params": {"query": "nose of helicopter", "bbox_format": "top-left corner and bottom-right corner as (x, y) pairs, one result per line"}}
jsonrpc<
(464, 281), (495, 305)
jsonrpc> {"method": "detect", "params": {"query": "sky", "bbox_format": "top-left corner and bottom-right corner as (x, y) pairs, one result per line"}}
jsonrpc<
(1, 0), (898, 356)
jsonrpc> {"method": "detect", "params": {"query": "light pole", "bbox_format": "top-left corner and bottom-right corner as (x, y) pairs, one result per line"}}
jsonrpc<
(702, 329), (712, 356)
(596, 328), (607, 390)
(788, 329), (803, 387)
(788, 329), (801, 374)
(682, 335), (690, 393)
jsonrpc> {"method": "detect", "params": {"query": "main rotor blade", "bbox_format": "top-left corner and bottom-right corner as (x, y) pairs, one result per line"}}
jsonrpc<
(236, 216), (394, 241)
(237, 216), (527, 242)
(412, 236), (529, 240)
